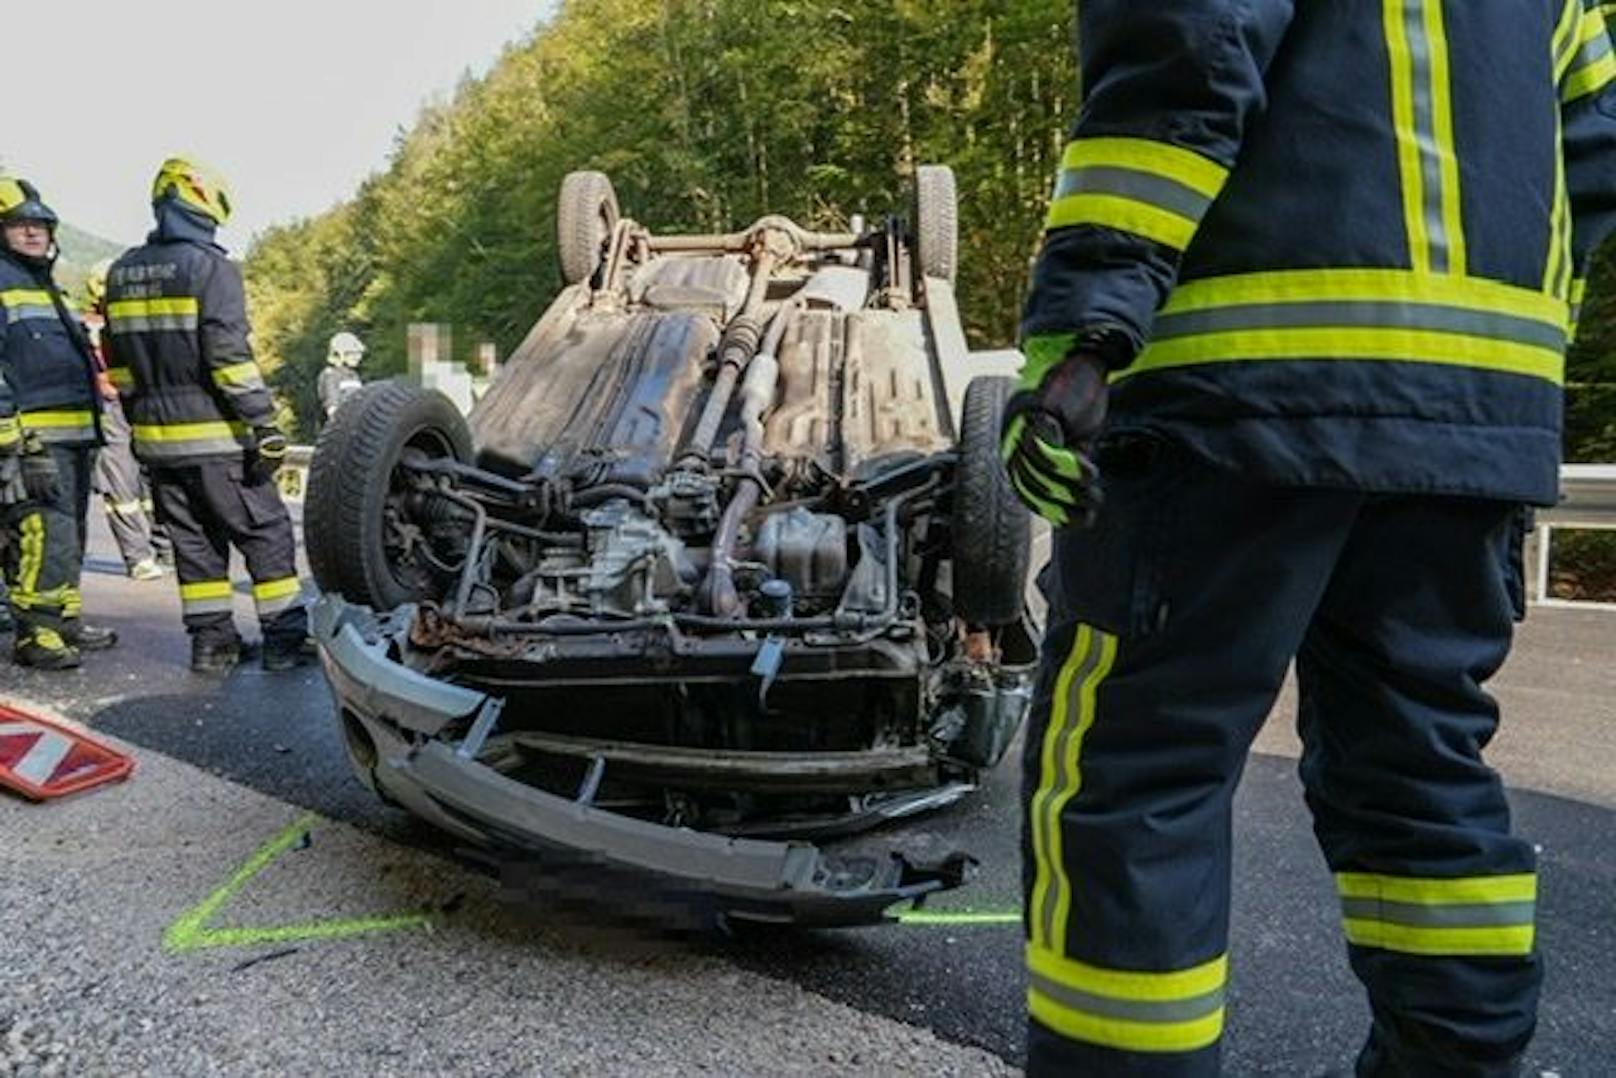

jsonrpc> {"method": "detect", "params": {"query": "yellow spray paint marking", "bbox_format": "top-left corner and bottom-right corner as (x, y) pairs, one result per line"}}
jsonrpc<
(897, 908), (1020, 927)
(164, 812), (434, 953)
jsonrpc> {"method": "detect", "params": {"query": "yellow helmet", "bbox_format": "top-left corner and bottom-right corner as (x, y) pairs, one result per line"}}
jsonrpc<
(85, 258), (114, 306)
(151, 156), (232, 226)
(0, 176), (58, 226)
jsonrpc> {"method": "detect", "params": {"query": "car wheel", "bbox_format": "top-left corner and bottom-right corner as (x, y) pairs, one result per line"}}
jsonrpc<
(557, 170), (621, 287)
(951, 375), (1032, 626)
(306, 379), (473, 610)
(914, 164), (958, 285)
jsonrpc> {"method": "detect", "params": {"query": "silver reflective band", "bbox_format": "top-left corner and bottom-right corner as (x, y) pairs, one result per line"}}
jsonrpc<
(108, 314), (200, 333)
(1339, 897), (1536, 928)
(1403, 0), (1450, 273)
(1052, 166), (1213, 222)
(1153, 300), (1567, 351)
(6, 304), (60, 324)
(1029, 972), (1226, 1026)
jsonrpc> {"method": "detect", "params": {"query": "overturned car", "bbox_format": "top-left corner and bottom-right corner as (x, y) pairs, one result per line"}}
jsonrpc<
(306, 167), (1036, 927)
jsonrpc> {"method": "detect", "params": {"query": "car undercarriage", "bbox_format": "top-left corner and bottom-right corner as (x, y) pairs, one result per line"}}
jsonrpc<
(307, 167), (1036, 926)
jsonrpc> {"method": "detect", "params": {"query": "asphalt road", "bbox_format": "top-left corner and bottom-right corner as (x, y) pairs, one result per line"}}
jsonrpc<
(6, 521), (1615, 1074)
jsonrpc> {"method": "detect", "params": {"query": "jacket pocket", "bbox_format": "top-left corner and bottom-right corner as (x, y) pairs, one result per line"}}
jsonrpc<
(1042, 433), (1189, 639)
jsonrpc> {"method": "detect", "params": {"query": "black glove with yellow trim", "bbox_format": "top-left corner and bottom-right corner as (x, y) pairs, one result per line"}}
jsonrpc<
(249, 425), (289, 485)
(999, 333), (1116, 529)
(16, 431), (62, 505)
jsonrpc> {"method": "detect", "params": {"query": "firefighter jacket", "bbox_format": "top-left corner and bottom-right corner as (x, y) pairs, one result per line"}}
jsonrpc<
(1022, 0), (1616, 506)
(0, 249), (102, 448)
(103, 204), (276, 466)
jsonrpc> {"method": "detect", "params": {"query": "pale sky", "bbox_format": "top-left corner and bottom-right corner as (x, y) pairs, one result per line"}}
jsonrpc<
(7, 1), (553, 251)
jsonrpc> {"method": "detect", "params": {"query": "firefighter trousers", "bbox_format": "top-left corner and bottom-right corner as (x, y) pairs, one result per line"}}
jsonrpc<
(1024, 436), (1539, 1077)
(149, 459), (305, 647)
(95, 404), (166, 569)
(3, 444), (95, 643)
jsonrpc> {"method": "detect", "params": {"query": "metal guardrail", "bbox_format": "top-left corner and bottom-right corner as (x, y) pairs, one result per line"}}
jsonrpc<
(276, 445), (1615, 606)
(276, 446), (314, 504)
(1533, 463), (1616, 609)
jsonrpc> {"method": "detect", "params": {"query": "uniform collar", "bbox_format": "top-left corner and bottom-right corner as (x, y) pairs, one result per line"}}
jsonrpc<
(148, 200), (227, 253)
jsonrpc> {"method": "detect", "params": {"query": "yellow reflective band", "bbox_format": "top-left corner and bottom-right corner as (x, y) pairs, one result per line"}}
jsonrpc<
(1045, 138), (1228, 251)
(19, 512), (44, 594)
(1122, 269), (1569, 384)
(1342, 921), (1536, 957)
(1029, 947), (1228, 1003)
(1047, 195), (1197, 251)
(133, 420), (248, 443)
(107, 296), (200, 318)
(251, 577), (301, 602)
(1565, 50), (1616, 101)
(180, 580), (233, 602)
(1572, 278), (1589, 307)
(1133, 327), (1562, 382)
(1564, 5), (1616, 101)
(1028, 947), (1227, 1054)
(0, 288), (52, 308)
(1385, 0), (1429, 272)
(1059, 139), (1228, 199)
(1028, 625), (1119, 952)
(0, 416), (19, 447)
(1336, 871), (1537, 905)
(21, 410), (94, 430)
(212, 361), (264, 387)
(1557, 0), (1586, 79)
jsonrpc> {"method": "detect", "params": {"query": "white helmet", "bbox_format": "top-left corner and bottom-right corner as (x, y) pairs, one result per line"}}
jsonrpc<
(327, 331), (366, 368)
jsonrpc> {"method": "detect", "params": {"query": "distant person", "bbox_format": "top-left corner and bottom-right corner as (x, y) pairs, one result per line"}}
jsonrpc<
(0, 177), (117, 669)
(318, 331), (365, 420)
(82, 258), (169, 581)
(1003, 3), (1614, 1075)
(103, 157), (310, 673)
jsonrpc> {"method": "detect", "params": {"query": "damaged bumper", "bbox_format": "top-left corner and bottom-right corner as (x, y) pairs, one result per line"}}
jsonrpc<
(313, 596), (973, 927)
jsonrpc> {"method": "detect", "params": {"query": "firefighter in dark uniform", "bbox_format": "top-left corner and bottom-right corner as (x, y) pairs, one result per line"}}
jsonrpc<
(0, 177), (116, 669)
(1003, 2), (1616, 1074)
(104, 157), (309, 673)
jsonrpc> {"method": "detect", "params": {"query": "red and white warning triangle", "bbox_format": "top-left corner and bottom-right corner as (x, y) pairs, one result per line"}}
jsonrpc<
(0, 702), (133, 801)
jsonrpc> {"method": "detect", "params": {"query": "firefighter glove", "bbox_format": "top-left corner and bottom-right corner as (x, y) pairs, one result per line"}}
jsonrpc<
(18, 434), (61, 504)
(250, 425), (288, 484)
(1000, 334), (1112, 528)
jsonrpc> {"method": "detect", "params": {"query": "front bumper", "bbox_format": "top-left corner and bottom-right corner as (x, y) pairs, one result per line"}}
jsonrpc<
(312, 596), (973, 927)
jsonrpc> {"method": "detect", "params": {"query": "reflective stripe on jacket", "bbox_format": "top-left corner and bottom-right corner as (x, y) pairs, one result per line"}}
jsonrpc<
(1022, 0), (1616, 505)
(103, 235), (274, 465)
(0, 251), (101, 447)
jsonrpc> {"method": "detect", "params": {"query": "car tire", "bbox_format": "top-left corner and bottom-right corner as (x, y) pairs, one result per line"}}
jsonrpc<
(951, 375), (1032, 626)
(557, 170), (621, 286)
(306, 379), (473, 611)
(914, 164), (958, 285)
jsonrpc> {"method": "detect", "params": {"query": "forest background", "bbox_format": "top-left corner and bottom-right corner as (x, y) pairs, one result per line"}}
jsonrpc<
(238, 0), (1616, 590)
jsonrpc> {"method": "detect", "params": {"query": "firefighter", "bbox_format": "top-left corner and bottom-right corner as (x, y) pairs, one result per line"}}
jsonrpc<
(83, 259), (168, 581)
(0, 177), (116, 669)
(103, 157), (310, 673)
(1005, 3), (1616, 1074)
(317, 331), (365, 420)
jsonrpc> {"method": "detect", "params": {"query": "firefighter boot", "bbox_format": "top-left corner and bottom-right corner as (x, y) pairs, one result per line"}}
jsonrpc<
(262, 635), (317, 672)
(63, 620), (119, 651)
(191, 635), (243, 674)
(15, 627), (82, 670)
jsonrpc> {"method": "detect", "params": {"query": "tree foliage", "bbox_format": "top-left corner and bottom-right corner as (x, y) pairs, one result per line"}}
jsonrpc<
(245, 0), (1075, 436)
(246, 0), (1616, 463)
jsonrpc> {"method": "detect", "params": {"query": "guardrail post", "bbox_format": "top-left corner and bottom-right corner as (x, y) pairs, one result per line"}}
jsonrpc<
(1534, 522), (1553, 604)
